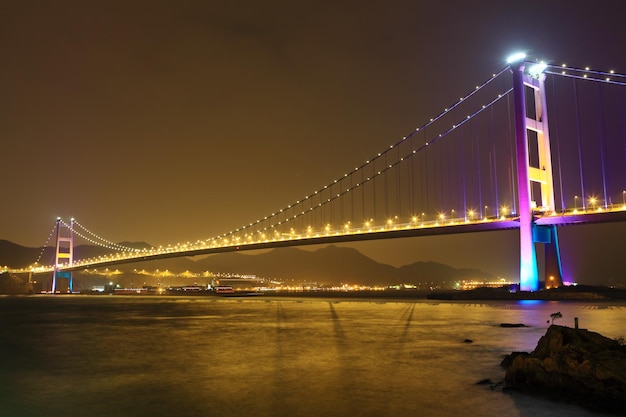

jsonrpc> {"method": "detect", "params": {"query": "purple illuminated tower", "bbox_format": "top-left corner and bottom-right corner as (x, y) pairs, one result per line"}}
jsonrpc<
(510, 56), (563, 291)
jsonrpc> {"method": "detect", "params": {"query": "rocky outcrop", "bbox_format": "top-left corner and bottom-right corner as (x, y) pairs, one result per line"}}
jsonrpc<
(502, 325), (626, 413)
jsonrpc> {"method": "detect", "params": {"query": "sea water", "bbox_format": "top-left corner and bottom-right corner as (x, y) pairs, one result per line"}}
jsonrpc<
(0, 295), (623, 417)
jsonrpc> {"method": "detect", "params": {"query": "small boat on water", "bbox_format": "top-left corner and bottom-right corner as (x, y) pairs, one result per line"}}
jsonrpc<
(212, 285), (235, 295)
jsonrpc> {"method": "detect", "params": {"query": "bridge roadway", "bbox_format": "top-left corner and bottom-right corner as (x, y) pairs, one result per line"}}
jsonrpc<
(24, 208), (625, 274)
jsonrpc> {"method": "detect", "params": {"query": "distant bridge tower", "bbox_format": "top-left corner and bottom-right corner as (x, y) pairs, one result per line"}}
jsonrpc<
(511, 58), (563, 291)
(51, 217), (74, 293)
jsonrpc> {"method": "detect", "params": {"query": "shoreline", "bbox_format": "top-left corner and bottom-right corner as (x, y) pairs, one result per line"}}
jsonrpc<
(426, 285), (626, 301)
(244, 285), (626, 301)
(3, 284), (626, 301)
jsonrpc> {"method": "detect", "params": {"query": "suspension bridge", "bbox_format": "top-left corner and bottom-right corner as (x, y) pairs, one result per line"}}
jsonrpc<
(9, 54), (626, 293)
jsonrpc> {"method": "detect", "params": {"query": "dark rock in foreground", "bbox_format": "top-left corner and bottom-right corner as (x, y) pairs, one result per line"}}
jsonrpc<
(502, 325), (626, 413)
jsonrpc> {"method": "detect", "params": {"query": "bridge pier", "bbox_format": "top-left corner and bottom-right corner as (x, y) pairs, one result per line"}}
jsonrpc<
(52, 270), (73, 294)
(533, 224), (563, 288)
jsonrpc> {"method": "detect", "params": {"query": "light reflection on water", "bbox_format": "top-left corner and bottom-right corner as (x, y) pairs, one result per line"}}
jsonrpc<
(0, 295), (623, 417)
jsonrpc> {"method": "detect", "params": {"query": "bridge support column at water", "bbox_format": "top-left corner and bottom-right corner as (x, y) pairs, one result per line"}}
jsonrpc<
(51, 218), (74, 293)
(512, 60), (561, 291)
(533, 224), (563, 288)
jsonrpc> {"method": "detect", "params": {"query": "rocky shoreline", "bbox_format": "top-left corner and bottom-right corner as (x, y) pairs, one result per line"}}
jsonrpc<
(499, 325), (626, 414)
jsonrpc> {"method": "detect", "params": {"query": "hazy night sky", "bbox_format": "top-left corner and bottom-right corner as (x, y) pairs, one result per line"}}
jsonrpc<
(2, 1), (626, 283)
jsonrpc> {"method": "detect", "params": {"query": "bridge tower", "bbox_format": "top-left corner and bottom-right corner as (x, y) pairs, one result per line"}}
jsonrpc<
(511, 59), (563, 291)
(51, 217), (74, 293)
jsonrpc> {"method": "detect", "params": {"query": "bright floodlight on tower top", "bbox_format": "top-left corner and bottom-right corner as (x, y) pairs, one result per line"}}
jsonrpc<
(506, 52), (547, 78)
(528, 61), (548, 78)
(506, 52), (527, 64)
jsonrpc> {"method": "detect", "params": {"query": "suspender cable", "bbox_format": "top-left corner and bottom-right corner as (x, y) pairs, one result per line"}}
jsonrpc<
(350, 173), (354, 221)
(396, 145), (401, 218)
(596, 83), (609, 208)
(459, 122), (467, 220)
(372, 162), (377, 223)
(475, 121), (483, 218)
(361, 163), (365, 223)
(339, 177), (344, 226)
(620, 84), (626, 195)
(408, 136), (415, 217)
(439, 137), (445, 213)
(384, 152), (389, 219)
(423, 130), (429, 217)
(549, 74), (566, 212)
(489, 105), (499, 215)
(506, 92), (517, 215)
(573, 78), (586, 209)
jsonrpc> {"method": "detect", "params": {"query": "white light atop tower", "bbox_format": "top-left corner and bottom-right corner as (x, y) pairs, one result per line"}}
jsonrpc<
(528, 61), (548, 78)
(506, 52), (527, 64)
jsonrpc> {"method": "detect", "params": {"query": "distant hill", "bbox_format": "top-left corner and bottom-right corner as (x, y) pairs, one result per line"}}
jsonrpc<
(193, 246), (399, 286)
(1, 240), (495, 287)
(192, 245), (493, 286)
(0, 240), (53, 268)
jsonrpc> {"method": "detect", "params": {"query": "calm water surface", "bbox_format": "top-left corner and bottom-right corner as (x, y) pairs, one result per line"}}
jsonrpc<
(0, 295), (624, 417)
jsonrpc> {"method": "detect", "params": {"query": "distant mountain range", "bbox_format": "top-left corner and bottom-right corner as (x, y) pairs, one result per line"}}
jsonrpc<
(0, 239), (495, 287)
